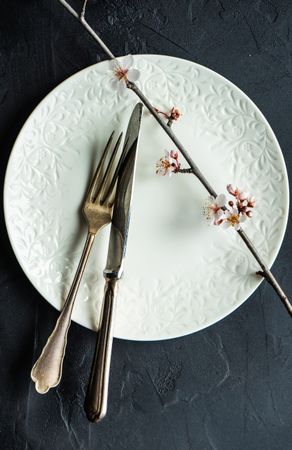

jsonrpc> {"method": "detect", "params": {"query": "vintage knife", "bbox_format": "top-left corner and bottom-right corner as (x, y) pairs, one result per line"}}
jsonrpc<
(84, 103), (143, 422)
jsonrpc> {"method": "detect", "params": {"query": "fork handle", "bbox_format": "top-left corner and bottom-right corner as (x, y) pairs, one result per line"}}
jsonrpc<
(31, 232), (96, 394)
(85, 277), (118, 422)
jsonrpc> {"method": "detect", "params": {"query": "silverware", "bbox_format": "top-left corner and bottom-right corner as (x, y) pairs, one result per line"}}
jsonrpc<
(31, 131), (127, 394)
(84, 103), (143, 422)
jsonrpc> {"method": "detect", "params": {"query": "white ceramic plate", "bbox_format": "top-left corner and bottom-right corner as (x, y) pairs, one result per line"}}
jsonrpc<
(4, 55), (289, 341)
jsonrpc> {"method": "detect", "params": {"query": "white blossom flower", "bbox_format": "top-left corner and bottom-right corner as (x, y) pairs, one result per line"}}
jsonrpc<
(222, 208), (246, 230)
(109, 55), (140, 94)
(204, 194), (226, 223)
(156, 150), (181, 177)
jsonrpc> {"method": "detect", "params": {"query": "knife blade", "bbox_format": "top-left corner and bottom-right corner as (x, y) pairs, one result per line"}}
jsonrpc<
(104, 103), (142, 279)
(85, 102), (143, 423)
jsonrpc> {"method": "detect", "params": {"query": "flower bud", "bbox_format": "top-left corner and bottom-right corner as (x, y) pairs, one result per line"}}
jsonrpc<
(227, 184), (237, 196)
(170, 150), (179, 160)
(239, 191), (248, 201)
(247, 196), (256, 207)
(170, 107), (181, 120)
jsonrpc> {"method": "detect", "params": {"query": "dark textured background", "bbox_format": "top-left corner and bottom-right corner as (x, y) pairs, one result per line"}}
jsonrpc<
(1, 1), (292, 449)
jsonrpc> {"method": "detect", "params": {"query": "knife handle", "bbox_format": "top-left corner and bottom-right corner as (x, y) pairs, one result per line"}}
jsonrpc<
(85, 277), (118, 422)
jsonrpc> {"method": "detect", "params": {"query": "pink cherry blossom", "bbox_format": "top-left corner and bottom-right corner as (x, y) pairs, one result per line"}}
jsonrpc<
(238, 191), (248, 201)
(226, 184), (239, 197)
(156, 150), (181, 177)
(203, 184), (255, 229)
(170, 107), (181, 121)
(247, 196), (256, 208)
(154, 107), (182, 122)
(227, 184), (248, 201)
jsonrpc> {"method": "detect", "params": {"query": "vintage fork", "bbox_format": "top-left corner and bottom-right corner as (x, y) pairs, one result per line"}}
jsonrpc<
(31, 131), (125, 394)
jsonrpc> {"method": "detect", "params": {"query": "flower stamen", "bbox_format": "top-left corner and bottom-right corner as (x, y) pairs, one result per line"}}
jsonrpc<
(114, 67), (129, 81)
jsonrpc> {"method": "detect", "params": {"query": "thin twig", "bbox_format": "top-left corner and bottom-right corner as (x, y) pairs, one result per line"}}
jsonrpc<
(58, 0), (79, 18)
(178, 168), (193, 173)
(58, 0), (115, 59)
(80, 0), (88, 21)
(167, 119), (192, 173)
(57, 0), (292, 315)
(167, 115), (192, 173)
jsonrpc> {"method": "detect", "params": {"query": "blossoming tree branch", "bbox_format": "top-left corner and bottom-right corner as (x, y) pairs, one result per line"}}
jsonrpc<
(57, 0), (292, 315)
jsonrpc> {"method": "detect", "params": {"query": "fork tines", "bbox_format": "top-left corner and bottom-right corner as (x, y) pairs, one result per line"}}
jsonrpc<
(88, 131), (124, 205)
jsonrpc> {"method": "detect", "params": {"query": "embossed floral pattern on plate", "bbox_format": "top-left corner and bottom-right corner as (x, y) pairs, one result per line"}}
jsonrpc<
(4, 55), (289, 341)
